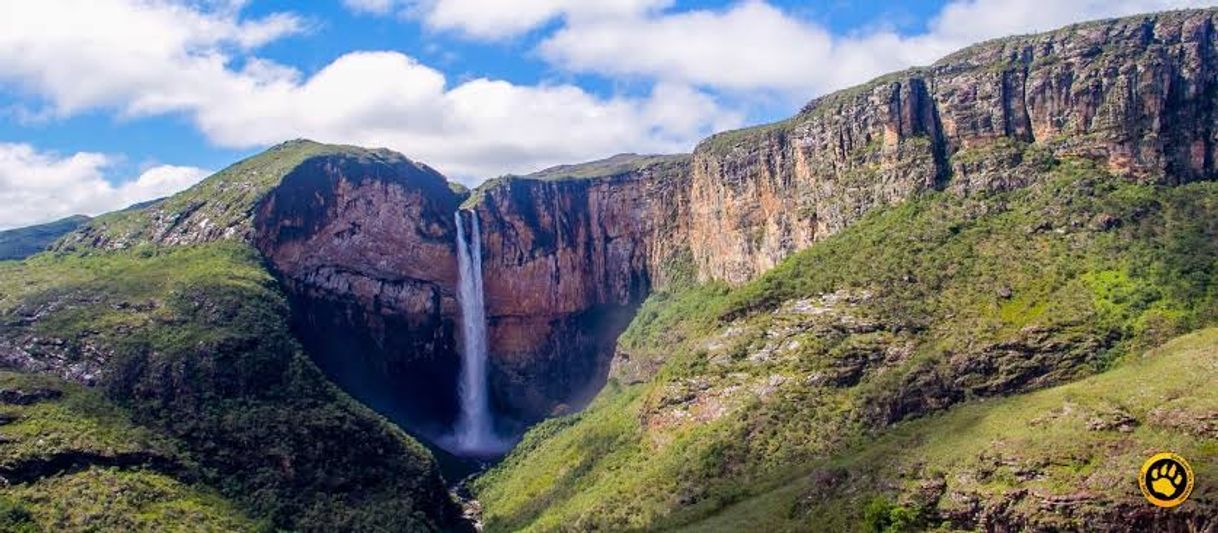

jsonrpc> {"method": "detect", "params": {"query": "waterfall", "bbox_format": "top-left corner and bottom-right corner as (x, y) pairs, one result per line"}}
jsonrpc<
(453, 210), (496, 454)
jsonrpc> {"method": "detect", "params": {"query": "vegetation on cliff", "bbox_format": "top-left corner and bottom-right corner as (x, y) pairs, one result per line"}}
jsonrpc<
(686, 327), (1218, 531)
(55, 139), (459, 252)
(0, 371), (259, 531)
(524, 153), (690, 181)
(474, 158), (1218, 530)
(0, 243), (463, 531)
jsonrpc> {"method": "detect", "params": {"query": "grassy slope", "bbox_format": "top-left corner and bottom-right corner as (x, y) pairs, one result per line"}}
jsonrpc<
(62, 140), (343, 246)
(0, 243), (457, 531)
(524, 153), (689, 181)
(685, 327), (1218, 531)
(57, 139), (454, 250)
(0, 371), (259, 532)
(474, 159), (1218, 531)
(0, 216), (89, 260)
(459, 153), (689, 209)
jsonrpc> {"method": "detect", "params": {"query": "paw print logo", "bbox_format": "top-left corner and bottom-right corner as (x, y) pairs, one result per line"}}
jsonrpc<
(1149, 462), (1185, 498)
(1139, 452), (1194, 508)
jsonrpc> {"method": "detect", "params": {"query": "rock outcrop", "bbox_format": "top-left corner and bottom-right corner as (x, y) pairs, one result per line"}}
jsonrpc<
(686, 8), (1218, 283)
(252, 148), (467, 438)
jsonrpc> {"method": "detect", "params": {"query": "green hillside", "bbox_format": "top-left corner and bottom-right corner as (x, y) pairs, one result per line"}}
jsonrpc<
(0, 243), (461, 531)
(685, 327), (1218, 531)
(524, 153), (689, 181)
(53, 139), (447, 251)
(0, 371), (259, 531)
(0, 216), (89, 261)
(474, 157), (1218, 530)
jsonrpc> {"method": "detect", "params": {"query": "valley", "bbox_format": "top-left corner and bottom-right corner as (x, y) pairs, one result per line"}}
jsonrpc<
(0, 7), (1217, 532)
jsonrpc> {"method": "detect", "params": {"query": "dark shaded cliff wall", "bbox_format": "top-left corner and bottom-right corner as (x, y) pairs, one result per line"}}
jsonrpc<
(252, 154), (466, 439)
(688, 9), (1218, 283)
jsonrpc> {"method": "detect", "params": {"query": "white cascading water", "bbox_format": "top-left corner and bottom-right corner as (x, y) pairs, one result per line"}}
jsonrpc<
(453, 210), (496, 454)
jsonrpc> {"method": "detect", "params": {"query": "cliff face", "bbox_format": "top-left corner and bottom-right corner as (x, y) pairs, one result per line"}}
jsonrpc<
(467, 156), (689, 423)
(687, 9), (1218, 283)
(51, 141), (478, 441)
(251, 151), (467, 438)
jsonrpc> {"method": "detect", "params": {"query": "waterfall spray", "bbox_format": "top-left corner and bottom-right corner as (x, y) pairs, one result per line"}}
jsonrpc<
(453, 210), (496, 454)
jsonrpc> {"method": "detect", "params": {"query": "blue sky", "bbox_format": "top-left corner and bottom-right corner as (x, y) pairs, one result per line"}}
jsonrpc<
(0, 0), (1213, 228)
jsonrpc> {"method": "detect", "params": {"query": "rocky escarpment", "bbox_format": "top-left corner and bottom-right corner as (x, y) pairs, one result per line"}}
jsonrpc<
(687, 8), (1218, 283)
(56, 140), (474, 441)
(466, 155), (689, 424)
(464, 9), (1218, 425)
(252, 147), (467, 439)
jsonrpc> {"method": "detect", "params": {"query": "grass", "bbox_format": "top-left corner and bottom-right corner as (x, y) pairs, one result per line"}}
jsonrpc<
(0, 373), (180, 470)
(685, 327), (1218, 531)
(474, 158), (1218, 531)
(55, 139), (464, 251)
(8, 467), (259, 532)
(0, 243), (458, 531)
(0, 371), (260, 532)
(523, 153), (689, 181)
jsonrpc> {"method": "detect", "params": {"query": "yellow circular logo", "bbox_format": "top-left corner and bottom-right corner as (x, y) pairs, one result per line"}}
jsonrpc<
(1139, 452), (1194, 508)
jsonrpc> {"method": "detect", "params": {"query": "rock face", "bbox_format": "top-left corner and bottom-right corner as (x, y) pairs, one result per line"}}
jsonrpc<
(468, 156), (689, 424)
(687, 9), (1218, 283)
(251, 150), (467, 439)
(54, 141), (477, 440)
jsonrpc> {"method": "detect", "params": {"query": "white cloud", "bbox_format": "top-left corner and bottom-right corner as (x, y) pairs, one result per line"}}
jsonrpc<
(344, 0), (673, 39)
(928, 0), (1217, 43)
(539, 0), (1217, 98)
(342, 0), (398, 15)
(0, 143), (209, 230)
(0, 0), (738, 181)
(191, 51), (740, 178)
(0, 0), (305, 116)
(421, 0), (672, 39)
(349, 0), (1216, 101)
(541, 2), (839, 93)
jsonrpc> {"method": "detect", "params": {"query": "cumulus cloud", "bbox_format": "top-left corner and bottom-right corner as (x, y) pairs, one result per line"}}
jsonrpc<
(0, 0), (738, 181)
(0, 0), (304, 116)
(344, 0), (673, 39)
(194, 52), (740, 177)
(409, 0), (1218, 97)
(929, 0), (1218, 43)
(0, 143), (209, 230)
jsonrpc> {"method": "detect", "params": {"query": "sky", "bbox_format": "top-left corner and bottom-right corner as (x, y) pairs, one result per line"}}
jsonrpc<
(0, 0), (1215, 229)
